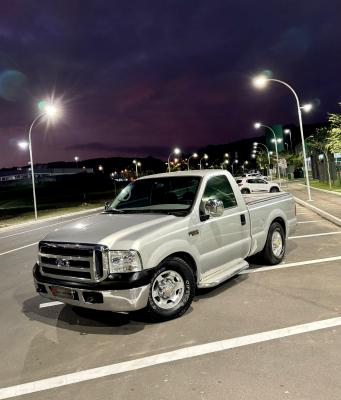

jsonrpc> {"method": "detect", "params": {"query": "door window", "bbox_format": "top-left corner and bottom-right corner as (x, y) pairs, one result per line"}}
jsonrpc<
(202, 175), (237, 209)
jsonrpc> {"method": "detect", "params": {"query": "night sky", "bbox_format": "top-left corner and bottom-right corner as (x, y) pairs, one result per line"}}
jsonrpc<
(1, 0), (341, 168)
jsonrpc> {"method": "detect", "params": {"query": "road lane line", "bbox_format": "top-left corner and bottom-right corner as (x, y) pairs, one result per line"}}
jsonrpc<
(1, 316), (341, 399)
(242, 255), (341, 274)
(0, 242), (38, 257)
(39, 301), (63, 308)
(0, 215), (93, 239)
(289, 231), (341, 239)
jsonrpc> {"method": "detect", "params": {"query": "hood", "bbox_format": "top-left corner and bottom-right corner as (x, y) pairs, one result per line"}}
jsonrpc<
(43, 212), (176, 246)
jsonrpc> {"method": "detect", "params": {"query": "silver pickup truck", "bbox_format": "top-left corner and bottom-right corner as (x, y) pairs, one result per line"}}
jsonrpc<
(33, 170), (297, 321)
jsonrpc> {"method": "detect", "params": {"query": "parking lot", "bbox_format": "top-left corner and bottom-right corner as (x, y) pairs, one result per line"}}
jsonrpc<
(1, 204), (341, 400)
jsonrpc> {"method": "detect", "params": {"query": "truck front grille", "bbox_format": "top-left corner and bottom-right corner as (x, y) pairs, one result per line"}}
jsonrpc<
(39, 242), (108, 283)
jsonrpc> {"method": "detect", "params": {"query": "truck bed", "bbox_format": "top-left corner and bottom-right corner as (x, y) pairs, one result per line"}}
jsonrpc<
(243, 191), (290, 206)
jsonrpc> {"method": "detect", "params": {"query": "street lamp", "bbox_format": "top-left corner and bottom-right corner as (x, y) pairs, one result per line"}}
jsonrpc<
(252, 74), (313, 200)
(74, 156), (79, 168)
(284, 129), (292, 150)
(231, 159), (238, 176)
(167, 147), (181, 172)
(132, 159), (139, 177)
(253, 142), (272, 180)
(27, 99), (61, 220)
(18, 141), (29, 150)
(199, 154), (208, 170)
(221, 159), (229, 169)
(187, 153), (198, 170)
(254, 122), (281, 182)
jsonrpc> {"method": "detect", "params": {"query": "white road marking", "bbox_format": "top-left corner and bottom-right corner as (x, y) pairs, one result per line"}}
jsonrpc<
(297, 220), (320, 224)
(0, 215), (93, 239)
(0, 316), (341, 399)
(0, 242), (38, 257)
(289, 231), (341, 239)
(39, 301), (63, 309)
(296, 212), (312, 215)
(242, 255), (341, 274)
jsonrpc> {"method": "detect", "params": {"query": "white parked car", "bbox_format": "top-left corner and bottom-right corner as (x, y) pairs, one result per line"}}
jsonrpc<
(236, 177), (280, 194)
(244, 172), (268, 180)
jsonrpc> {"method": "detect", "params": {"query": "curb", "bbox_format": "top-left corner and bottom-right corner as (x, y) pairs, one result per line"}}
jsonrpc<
(294, 197), (341, 228)
(0, 207), (103, 233)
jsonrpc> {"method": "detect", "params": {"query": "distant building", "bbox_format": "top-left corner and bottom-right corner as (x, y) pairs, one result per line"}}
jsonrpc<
(0, 166), (93, 184)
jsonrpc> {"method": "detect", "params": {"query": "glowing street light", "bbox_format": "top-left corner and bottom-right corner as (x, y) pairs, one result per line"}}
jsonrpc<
(301, 103), (313, 113)
(284, 129), (292, 150)
(27, 98), (62, 220)
(254, 122), (280, 182)
(252, 73), (313, 200)
(74, 156), (79, 168)
(199, 154), (208, 170)
(132, 159), (139, 177)
(187, 152), (198, 170)
(167, 147), (181, 172)
(18, 141), (29, 150)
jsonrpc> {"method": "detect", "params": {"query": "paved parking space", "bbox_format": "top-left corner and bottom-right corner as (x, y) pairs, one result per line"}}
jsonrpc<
(0, 206), (341, 399)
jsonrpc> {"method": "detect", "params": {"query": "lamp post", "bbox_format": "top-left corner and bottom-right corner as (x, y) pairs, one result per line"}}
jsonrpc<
(26, 101), (61, 220)
(187, 153), (198, 170)
(221, 159), (229, 169)
(254, 123), (281, 182)
(284, 129), (292, 151)
(199, 154), (208, 170)
(231, 159), (238, 176)
(132, 159), (138, 177)
(74, 156), (79, 168)
(167, 148), (181, 172)
(253, 141), (272, 180)
(252, 74), (313, 201)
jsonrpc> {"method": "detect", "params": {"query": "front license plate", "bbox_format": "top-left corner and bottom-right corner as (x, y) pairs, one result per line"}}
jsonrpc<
(49, 286), (74, 299)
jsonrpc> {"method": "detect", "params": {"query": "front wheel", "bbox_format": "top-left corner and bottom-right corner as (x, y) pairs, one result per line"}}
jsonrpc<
(259, 222), (285, 265)
(270, 186), (280, 193)
(241, 188), (250, 194)
(146, 257), (195, 322)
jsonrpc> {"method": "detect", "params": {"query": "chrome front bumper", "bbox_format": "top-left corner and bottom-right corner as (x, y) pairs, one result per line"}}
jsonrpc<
(34, 279), (150, 312)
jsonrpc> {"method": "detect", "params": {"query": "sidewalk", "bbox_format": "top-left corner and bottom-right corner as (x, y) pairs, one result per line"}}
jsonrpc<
(287, 181), (341, 227)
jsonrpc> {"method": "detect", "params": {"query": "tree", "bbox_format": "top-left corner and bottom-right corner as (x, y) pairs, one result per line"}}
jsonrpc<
(307, 127), (333, 188)
(281, 151), (303, 169)
(328, 104), (341, 153)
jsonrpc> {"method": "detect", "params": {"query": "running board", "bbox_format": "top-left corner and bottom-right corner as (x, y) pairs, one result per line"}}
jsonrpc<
(198, 261), (249, 288)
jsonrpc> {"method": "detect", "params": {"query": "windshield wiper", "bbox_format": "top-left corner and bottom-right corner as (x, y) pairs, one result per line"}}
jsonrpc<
(104, 209), (126, 214)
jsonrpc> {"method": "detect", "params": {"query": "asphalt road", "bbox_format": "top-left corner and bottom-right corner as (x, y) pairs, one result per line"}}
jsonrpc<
(1, 205), (341, 399)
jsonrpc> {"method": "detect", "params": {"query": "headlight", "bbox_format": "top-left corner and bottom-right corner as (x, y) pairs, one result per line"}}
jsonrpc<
(108, 250), (142, 273)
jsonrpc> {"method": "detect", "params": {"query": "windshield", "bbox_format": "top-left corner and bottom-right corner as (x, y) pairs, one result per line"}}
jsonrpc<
(107, 176), (201, 214)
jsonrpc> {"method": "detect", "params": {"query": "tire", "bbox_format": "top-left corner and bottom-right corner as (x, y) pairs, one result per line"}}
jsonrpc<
(270, 186), (280, 193)
(259, 222), (285, 265)
(145, 257), (195, 322)
(241, 188), (250, 194)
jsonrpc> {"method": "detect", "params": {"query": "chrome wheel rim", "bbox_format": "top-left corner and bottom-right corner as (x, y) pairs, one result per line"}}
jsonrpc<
(271, 230), (283, 257)
(152, 270), (185, 310)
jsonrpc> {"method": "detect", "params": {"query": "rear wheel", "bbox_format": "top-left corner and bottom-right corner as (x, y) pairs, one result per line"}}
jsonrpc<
(270, 186), (280, 193)
(241, 188), (250, 194)
(259, 222), (285, 265)
(146, 257), (195, 322)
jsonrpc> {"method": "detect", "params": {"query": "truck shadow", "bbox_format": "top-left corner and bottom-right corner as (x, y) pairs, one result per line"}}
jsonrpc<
(22, 296), (149, 335)
(194, 274), (248, 300)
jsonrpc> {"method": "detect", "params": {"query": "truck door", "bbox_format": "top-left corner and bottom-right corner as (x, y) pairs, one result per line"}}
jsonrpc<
(196, 175), (251, 275)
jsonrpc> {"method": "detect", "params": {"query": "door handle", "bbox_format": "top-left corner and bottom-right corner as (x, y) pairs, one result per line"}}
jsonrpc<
(240, 214), (246, 225)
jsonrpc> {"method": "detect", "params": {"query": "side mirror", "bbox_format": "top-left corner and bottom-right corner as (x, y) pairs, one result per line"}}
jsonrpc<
(205, 199), (224, 218)
(104, 201), (111, 211)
